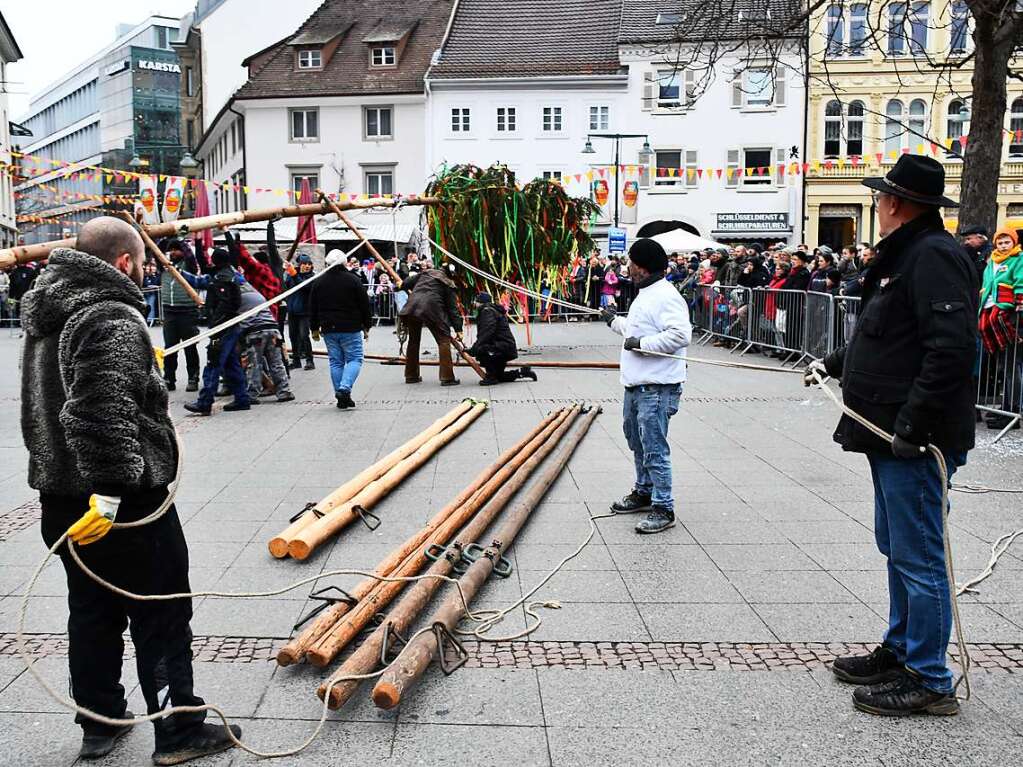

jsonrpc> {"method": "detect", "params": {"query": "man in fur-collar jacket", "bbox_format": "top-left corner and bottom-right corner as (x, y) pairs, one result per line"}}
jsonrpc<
(19, 217), (240, 764)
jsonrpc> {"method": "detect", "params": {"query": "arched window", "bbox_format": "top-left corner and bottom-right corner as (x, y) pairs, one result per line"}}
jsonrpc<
(824, 100), (843, 156)
(909, 99), (928, 143)
(885, 99), (905, 156)
(826, 5), (844, 56)
(1009, 98), (1023, 156)
(848, 100), (865, 155)
(947, 99), (969, 149)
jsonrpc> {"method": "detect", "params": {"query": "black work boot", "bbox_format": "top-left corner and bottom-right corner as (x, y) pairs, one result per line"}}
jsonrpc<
(611, 491), (653, 514)
(832, 644), (904, 685)
(479, 377), (500, 386)
(79, 711), (134, 760)
(303, 359), (315, 371)
(165, 379), (176, 392)
(335, 390), (355, 409)
(635, 506), (676, 534)
(183, 402), (211, 416)
(519, 366), (538, 382)
(185, 378), (199, 392)
(441, 378), (461, 386)
(223, 400), (250, 412)
(852, 672), (959, 717)
(152, 723), (242, 766)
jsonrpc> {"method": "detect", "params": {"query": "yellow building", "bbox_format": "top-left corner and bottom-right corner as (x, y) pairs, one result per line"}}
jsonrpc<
(805, 1), (1023, 248)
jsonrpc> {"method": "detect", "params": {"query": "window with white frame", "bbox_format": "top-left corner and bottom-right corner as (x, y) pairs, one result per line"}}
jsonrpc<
(371, 46), (396, 67)
(742, 147), (773, 186)
(1010, 98), (1023, 156)
(732, 67), (784, 109)
(289, 108), (319, 141)
(824, 100), (843, 157)
(888, 3), (908, 55)
(825, 3), (868, 56)
(496, 107), (517, 133)
(888, 2), (930, 56)
(684, 150), (699, 188)
(541, 170), (563, 182)
(542, 106), (564, 133)
(947, 99), (969, 153)
(297, 49), (322, 69)
(365, 168), (394, 196)
(657, 70), (682, 108)
(364, 106), (393, 139)
(589, 105), (609, 131)
(908, 2), (930, 54)
(885, 99), (905, 155)
(290, 169), (319, 196)
(950, 1), (970, 54)
(654, 150), (683, 187)
(451, 107), (471, 133)
(848, 101), (864, 155)
(908, 98), (927, 142)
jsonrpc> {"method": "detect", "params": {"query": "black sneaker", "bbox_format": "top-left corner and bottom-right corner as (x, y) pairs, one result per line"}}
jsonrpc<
(832, 644), (904, 685)
(152, 723), (242, 766)
(479, 377), (500, 386)
(441, 379), (461, 387)
(79, 710), (134, 760)
(277, 391), (295, 402)
(519, 366), (538, 382)
(183, 402), (211, 416)
(304, 360), (316, 370)
(185, 379), (199, 392)
(610, 491), (653, 514)
(635, 506), (676, 534)
(223, 401), (250, 412)
(335, 390), (354, 409)
(405, 376), (422, 384)
(852, 672), (959, 717)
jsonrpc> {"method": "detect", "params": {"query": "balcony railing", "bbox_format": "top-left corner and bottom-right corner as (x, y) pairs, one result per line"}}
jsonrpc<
(808, 159), (1023, 179)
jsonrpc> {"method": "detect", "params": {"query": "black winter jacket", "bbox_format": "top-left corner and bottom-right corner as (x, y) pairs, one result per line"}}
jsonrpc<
(823, 211), (979, 454)
(399, 269), (463, 332)
(309, 267), (372, 333)
(469, 303), (517, 360)
(20, 249), (177, 497)
(204, 267), (242, 336)
(737, 264), (771, 289)
(782, 266), (811, 292)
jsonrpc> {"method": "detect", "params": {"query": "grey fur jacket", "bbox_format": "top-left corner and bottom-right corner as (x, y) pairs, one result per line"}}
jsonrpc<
(20, 248), (177, 497)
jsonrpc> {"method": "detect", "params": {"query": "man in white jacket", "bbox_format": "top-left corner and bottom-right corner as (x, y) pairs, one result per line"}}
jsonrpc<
(602, 239), (692, 533)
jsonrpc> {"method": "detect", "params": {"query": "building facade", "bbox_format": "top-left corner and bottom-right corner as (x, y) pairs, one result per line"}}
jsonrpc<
(428, 0), (806, 249)
(13, 17), (182, 244)
(806, 1), (1023, 248)
(0, 12), (23, 248)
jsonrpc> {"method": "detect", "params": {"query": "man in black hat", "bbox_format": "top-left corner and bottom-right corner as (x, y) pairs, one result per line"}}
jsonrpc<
(601, 238), (691, 534)
(805, 155), (978, 716)
(467, 292), (537, 385)
(959, 224), (992, 281)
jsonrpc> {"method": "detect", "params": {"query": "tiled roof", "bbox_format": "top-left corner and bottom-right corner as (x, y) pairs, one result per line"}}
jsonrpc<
(619, 0), (803, 43)
(430, 0), (624, 80)
(235, 0), (455, 100)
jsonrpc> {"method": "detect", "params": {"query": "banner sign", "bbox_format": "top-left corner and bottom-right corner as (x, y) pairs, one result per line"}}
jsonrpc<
(162, 176), (186, 221)
(715, 212), (790, 232)
(138, 175), (160, 225)
(608, 226), (627, 254)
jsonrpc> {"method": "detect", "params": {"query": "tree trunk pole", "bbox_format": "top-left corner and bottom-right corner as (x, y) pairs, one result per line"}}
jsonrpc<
(275, 409), (559, 666)
(371, 406), (600, 710)
(450, 335), (488, 381)
(355, 353), (620, 370)
(320, 194), (405, 288)
(117, 211), (204, 307)
(318, 405), (584, 709)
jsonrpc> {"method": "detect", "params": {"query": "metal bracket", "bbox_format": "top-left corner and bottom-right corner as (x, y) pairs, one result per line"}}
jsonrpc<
(292, 586), (357, 630)
(432, 622), (469, 676)
(379, 621), (409, 665)
(353, 505), (381, 531)
(289, 502), (322, 524)
(462, 543), (513, 578)
(424, 542), (469, 574)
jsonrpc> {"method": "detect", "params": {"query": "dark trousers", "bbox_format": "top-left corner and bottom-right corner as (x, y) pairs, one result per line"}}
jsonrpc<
(479, 351), (521, 382)
(404, 317), (455, 382)
(288, 313), (312, 364)
(162, 307), (200, 383)
(196, 328), (249, 409)
(40, 487), (205, 744)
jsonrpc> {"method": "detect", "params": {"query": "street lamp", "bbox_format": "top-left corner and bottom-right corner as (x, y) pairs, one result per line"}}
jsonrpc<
(179, 151), (199, 172)
(128, 153), (144, 170)
(580, 133), (651, 227)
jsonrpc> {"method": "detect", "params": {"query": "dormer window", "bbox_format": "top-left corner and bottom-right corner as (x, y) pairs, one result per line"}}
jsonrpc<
(297, 49), (322, 69)
(371, 45), (396, 67)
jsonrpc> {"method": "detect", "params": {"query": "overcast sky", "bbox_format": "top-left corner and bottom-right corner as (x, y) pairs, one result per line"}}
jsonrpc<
(5, 2), (196, 118)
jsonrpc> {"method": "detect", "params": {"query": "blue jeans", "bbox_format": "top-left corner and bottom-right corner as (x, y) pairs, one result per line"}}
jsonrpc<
(622, 383), (682, 512)
(867, 449), (967, 694)
(196, 329), (249, 409)
(323, 331), (364, 393)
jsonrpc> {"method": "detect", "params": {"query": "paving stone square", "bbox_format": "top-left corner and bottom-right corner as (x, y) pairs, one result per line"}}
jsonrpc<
(1, 323), (1021, 765)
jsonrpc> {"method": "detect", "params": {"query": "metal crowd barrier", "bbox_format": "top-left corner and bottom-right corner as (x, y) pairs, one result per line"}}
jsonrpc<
(143, 287), (163, 326)
(976, 310), (1023, 438)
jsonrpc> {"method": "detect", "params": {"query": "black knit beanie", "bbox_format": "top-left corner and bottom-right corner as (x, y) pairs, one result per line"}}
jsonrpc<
(628, 238), (668, 273)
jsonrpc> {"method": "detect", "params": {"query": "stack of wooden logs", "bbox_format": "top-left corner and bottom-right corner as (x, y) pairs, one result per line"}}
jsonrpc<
(268, 400), (487, 561)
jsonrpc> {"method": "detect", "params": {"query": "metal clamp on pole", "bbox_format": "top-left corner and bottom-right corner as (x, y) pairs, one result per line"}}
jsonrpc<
(352, 505), (381, 531)
(379, 621), (410, 665)
(423, 542), (469, 574)
(289, 502), (323, 524)
(462, 543), (513, 578)
(292, 586), (357, 630)
(432, 622), (469, 676)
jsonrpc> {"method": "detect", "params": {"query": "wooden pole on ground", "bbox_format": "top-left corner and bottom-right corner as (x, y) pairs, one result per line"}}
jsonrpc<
(353, 352), (620, 371)
(371, 405), (600, 709)
(304, 407), (575, 668)
(0, 196), (441, 268)
(276, 409), (561, 666)
(320, 193), (404, 288)
(318, 404), (584, 708)
(268, 401), (475, 558)
(287, 402), (488, 560)
(450, 335), (488, 381)
(116, 211), (203, 307)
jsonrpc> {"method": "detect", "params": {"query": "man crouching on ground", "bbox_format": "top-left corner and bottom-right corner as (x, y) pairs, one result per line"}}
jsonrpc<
(19, 216), (241, 764)
(601, 239), (692, 534)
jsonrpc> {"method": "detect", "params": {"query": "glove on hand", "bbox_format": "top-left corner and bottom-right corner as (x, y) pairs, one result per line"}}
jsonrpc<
(624, 337), (642, 351)
(600, 307), (616, 326)
(892, 434), (927, 459)
(803, 359), (828, 387)
(311, 330), (321, 342)
(68, 495), (119, 546)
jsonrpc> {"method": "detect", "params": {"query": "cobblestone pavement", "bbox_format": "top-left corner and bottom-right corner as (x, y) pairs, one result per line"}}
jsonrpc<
(1, 323), (1021, 766)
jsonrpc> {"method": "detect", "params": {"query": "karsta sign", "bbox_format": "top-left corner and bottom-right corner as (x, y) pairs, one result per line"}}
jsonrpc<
(137, 60), (181, 73)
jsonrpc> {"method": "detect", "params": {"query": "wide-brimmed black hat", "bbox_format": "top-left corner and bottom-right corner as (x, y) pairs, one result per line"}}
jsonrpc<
(861, 155), (958, 208)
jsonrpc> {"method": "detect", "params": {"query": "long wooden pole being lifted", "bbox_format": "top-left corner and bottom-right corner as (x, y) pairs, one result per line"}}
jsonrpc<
(318, 404), (584, 709)
(0, 195), (441, 269)
(268, 401), (474, 558)
(320, 193), (404, 288)
(276, 409), (561, 666)
(288, 401), (488, 560)
(117, 211), (204, 307)
(372, 405), (600, 710)
(305, 406), (575, 668)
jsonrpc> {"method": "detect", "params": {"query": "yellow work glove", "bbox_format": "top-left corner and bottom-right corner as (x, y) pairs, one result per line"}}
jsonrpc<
(311, 330), (321, 342)
(67, 495), (120, 546)
(153, 346), (165, 373)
